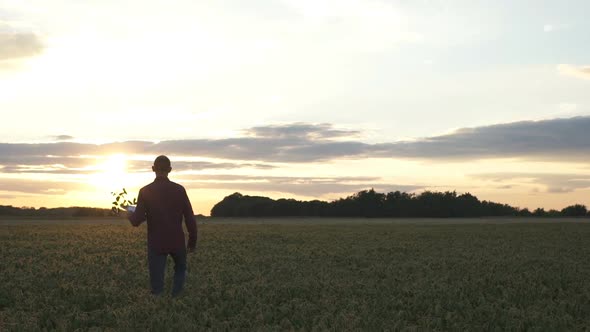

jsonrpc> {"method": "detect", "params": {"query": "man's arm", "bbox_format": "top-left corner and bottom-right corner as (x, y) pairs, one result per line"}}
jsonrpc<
(127, 189), (146, 227)
(182, 188), (197, 252)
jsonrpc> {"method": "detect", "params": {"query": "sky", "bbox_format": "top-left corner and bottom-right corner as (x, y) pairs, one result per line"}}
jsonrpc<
(1, 0), (589, 215)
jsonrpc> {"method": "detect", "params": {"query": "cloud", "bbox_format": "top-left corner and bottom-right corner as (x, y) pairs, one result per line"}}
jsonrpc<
(126, 160), (275, 172)
(0, 156), (274, 175)
(245, 122), (360, 139)
(0, 178), (86, 195)
(557, 64), (590, 80)
(370, 116), (590, 161)
(4, 119), (589, 201)
(0, 23), (43, 61)
(0, 165), (88, 175)
(0, 124), (371, 163)
(0, 156), (92, 174)
(179, 174), (422, 197)
(1, 118), (590, 165)
(53, 135), (74, 141)
(472, 172), (590, 193)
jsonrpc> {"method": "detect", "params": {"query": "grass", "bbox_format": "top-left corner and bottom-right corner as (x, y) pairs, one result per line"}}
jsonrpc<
(1, 220), (589, 330)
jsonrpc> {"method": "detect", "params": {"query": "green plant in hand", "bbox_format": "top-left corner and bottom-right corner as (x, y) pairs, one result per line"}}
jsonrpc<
(111, 188), (137, 216)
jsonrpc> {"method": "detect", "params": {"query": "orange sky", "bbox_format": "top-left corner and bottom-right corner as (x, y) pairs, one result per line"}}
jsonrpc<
(1, 1), (590, 214)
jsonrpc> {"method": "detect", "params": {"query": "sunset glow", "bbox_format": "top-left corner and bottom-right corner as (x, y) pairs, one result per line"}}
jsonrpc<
(1, 1), (590, 215)
(88, 154), (128, 192)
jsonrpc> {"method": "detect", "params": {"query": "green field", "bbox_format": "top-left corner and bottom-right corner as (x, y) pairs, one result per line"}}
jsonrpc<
(1, 219), (589, 330)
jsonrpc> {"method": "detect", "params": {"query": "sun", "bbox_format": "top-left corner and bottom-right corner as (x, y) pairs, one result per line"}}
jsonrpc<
(88, 154), (128, 191)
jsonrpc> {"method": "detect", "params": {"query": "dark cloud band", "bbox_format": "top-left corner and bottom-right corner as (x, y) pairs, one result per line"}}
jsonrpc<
(1, 117), (589, 167)
(371, 116), (590, 161)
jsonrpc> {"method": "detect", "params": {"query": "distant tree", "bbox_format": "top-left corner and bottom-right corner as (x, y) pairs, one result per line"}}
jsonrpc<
(73, 207), (110, 217)
(210, 193), (276, 217)
(415, 191), (452, 217)
(208, 190), (588, 219)
(354, 189), (386, 217)
(0, 205), (20, 216)
(0, 205), (110, 217)
(561, 204), (588, 217)
(385, 191), (416, 217)
(518, 208), (532, 217)
(533, 208), (547, 217)
(210, 192), (243, 217)
(456, 192), (481, 217)
(480, 200), (518, 216)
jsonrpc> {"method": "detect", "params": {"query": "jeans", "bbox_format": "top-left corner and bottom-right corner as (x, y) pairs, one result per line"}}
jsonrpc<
(147, 246), (187, 296)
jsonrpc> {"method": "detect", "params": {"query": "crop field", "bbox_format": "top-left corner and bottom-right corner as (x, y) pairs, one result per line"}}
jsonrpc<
(1, 218), (589, 330)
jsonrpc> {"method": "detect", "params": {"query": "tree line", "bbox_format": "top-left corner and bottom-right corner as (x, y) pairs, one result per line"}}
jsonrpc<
(2, 189), (587, 218)
(210, 189), (590, 218)
(0, 205), (111, 217)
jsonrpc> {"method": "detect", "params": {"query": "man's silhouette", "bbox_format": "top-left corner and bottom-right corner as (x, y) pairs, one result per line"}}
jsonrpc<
(127, 155), (197, 296)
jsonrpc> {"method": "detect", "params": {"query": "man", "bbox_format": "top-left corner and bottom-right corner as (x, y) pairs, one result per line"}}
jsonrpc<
(127, 155), (197, 297)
